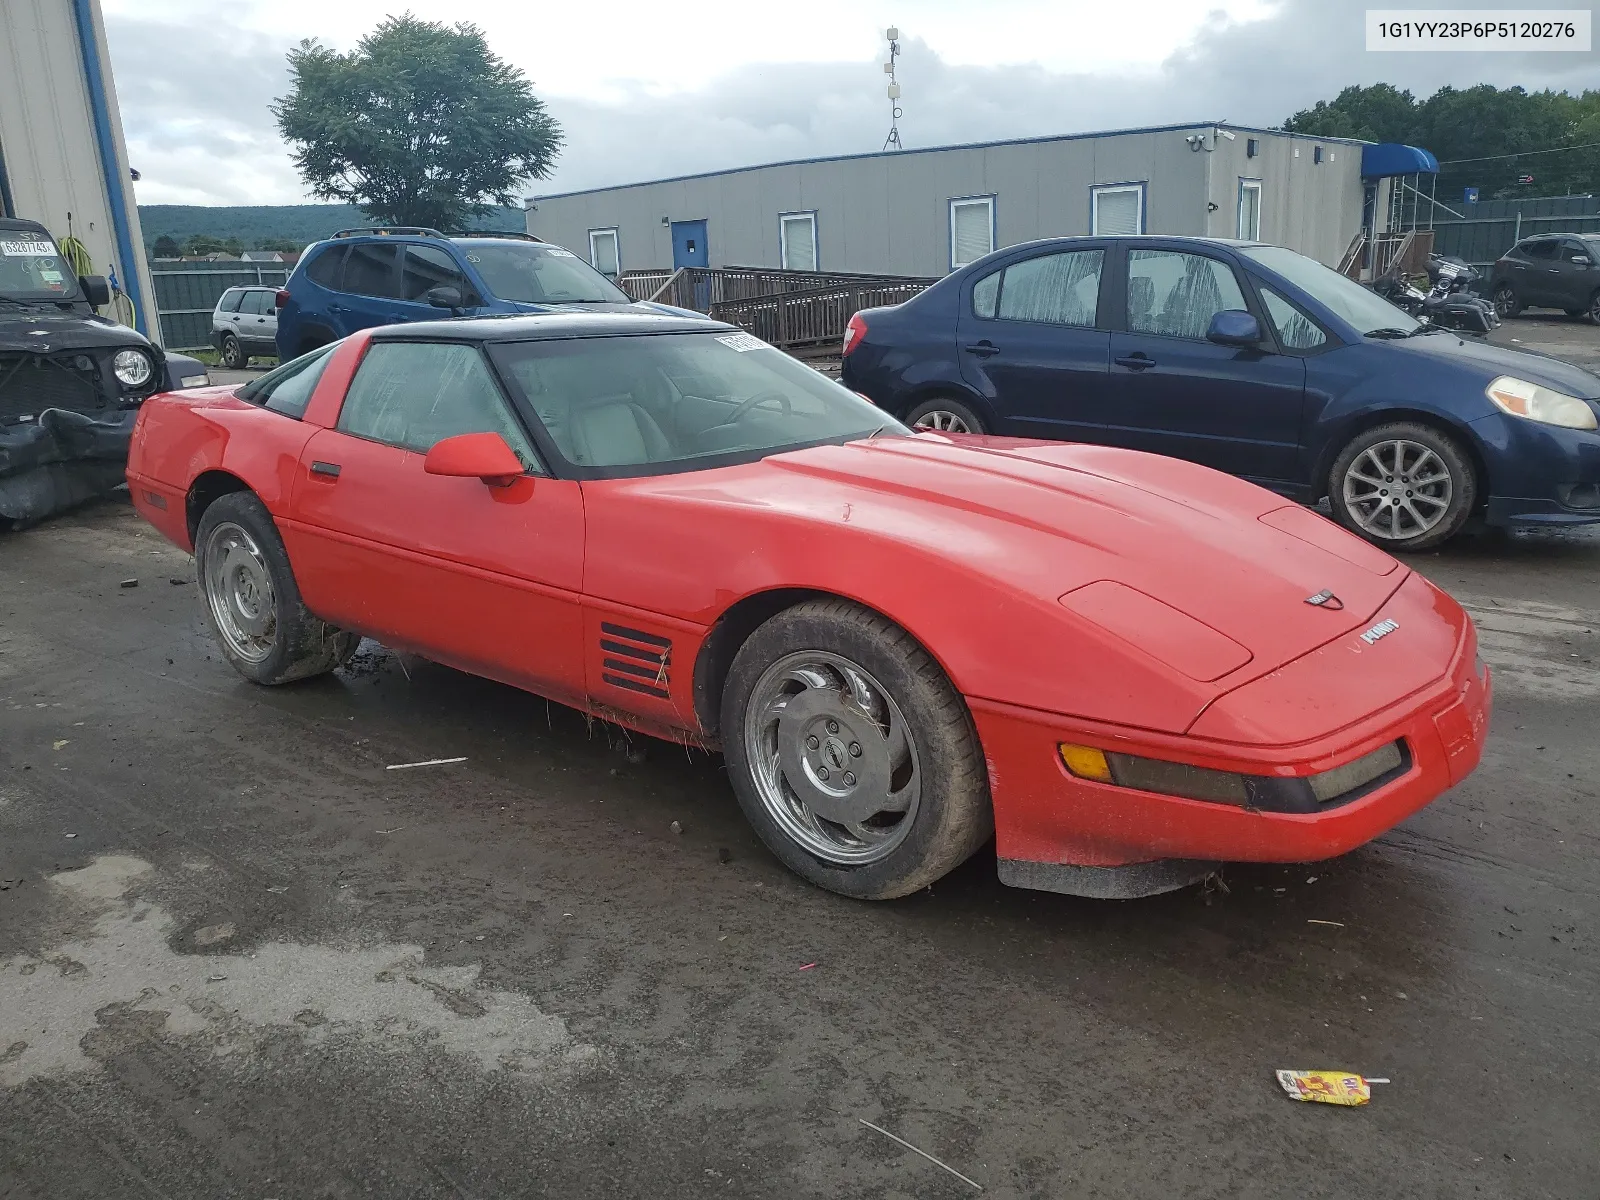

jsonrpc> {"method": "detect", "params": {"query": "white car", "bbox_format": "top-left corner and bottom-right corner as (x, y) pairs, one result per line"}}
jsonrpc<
(212, 286), (280, 369)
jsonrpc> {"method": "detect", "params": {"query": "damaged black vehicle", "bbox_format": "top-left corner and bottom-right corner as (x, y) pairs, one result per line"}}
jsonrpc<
(0, 217), (208, 525)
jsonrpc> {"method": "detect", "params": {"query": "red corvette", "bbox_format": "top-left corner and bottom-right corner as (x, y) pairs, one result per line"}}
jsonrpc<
(127, 313), (1490, 900)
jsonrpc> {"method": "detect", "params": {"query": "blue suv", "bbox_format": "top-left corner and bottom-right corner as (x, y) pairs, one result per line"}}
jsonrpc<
(276, 228), (649, 360)
(842, 235), (1600, 551)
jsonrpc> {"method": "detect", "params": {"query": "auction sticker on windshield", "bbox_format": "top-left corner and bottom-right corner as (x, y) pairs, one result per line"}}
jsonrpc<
(716, 332), (768, 353)
(1, 240), (56, 256)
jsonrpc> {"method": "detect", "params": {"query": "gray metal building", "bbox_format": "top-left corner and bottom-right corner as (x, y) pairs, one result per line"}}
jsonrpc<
(526, 122), (1370, 279)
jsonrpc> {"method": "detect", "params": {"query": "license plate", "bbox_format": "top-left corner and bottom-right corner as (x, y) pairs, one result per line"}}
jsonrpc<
(1, 240), (57, 257)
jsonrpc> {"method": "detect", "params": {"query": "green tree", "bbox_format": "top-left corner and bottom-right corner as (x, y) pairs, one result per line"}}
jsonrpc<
(1284, 83), (1419, 143)
(151, 234), (182, 259)
(272, 15), (561, 231)
(183, 233), (244, 257)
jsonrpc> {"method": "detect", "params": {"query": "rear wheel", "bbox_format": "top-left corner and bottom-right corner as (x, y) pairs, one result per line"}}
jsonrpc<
(1588, 290), (1600, 325)
(904, 396), (986, 435)
(220, 333), (246, 369)
(1492, 283), (1520, 319)
(194, 491), (359, 684)
(1327, 422), (1477, 552)
(721, 599), (992, 900)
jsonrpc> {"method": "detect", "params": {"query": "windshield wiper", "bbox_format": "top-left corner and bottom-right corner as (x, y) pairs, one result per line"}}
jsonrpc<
(0, 296), (42, 311)
(1364, 327), (1415, 339)
(1406, 323), (1448, 337)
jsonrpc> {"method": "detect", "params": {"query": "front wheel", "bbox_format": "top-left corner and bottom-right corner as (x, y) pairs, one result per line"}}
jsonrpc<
(1587, 290), (1600, 325)
(1327, 423), (1478, 552)
(1492, 283), (1521, 319)
(721, 599), (992, 899)
(903, 396), (987, 435)
(194, 491), (359, 684)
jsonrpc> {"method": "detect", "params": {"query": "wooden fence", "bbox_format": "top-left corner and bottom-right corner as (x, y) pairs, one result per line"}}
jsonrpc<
(709, 278), (936, 351)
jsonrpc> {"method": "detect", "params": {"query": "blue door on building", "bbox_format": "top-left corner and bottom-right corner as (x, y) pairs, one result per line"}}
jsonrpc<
(671, 220), (709, 268)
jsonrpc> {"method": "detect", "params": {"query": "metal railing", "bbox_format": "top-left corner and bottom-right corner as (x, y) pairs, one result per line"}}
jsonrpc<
(709, 278), (936, 351)
(151, 262), (289, 350)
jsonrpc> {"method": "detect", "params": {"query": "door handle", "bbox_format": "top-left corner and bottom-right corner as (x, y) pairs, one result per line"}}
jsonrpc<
(309, 460), (341, 479)
(1114, 354), (1157, 370)
(964, 341), (1000, 358)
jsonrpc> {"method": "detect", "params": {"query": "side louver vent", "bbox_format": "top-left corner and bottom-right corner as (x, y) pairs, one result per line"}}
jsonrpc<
(600, 622), (672, 700)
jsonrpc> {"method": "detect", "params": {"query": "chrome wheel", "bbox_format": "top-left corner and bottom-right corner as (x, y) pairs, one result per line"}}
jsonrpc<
(912, 409), (973, 434)
(1341, 439), (1454, 541)
(202, 521), (277, 664)
(742, 651), (921, 866)
(1493, 285), (1517, 318)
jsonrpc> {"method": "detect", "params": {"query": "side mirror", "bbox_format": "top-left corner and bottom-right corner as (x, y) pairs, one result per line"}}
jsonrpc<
(79, 274), (111, 307)
(423, 432), (525, 486)
(1206, 309), (1261, 347)
(1572, 255), (1591, 266)
(425, 285), (464, 311)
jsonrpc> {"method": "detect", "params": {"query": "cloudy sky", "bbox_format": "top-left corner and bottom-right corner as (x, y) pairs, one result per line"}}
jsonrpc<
(103, 0), (1599, 207)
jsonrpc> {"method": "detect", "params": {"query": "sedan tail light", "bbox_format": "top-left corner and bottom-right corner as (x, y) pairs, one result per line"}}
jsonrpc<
(842, 312), (867, 357)
(275, 289), (291, 309)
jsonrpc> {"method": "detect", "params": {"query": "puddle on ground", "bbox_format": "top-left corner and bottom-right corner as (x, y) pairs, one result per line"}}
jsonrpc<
(0, 854), (591, 1087)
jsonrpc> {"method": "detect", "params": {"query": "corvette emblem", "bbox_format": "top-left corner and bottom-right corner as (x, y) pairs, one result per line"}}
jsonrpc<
(1359, 618), (1400, 646)
(1305, 589), (1344, 610)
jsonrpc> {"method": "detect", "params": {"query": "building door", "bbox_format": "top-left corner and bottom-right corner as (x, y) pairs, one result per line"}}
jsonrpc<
(671, 220), (709, 269)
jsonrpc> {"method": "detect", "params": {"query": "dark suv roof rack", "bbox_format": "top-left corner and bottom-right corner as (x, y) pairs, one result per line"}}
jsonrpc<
(447, 230), (543, 242)
(330, 226), (445, 239)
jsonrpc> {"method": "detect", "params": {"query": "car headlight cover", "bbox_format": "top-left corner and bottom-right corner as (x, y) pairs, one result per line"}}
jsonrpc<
(113, 348), (154, 388)
(1486, 376), (1598, 430)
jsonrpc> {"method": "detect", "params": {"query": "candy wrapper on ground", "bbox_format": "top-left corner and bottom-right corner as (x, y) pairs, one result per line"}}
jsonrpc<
(1275, 1069), (1376, 1105)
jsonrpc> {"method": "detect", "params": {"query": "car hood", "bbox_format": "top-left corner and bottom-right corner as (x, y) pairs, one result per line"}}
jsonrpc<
(502, 300), (681, 316)
(0, 310), (153, 354)
(1391, 329), (1600, 399)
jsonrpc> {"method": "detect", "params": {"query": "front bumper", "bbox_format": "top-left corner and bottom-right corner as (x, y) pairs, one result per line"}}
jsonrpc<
(1472, 409), (1600, 527)
(973, 601), (1489, 895)
(0, 408), (136, 521)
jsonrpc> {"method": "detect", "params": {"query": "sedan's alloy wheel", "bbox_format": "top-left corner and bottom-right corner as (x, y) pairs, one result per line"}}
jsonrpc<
(1340, 439), (1454, 541)
(912, 409), (973, 434)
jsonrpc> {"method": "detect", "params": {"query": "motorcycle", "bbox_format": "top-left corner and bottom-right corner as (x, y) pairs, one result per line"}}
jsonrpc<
(1372, 255), (1500, 335)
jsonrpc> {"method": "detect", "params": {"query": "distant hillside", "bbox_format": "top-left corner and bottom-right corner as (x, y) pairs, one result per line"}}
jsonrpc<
(136, 204), (526, 252)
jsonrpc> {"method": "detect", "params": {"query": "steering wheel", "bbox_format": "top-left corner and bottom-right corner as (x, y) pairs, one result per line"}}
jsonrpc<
(724, 390), (792, 423)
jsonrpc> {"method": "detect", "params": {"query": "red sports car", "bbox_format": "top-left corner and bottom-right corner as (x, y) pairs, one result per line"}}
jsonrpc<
(127, 314), (1490, 900)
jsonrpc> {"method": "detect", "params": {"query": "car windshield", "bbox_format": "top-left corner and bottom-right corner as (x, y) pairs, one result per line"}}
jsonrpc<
(491, 331), (904, 472)
(0, 229), (81, 302)
(1243, 244), (1421, 336)
(454, 241), (631, 305)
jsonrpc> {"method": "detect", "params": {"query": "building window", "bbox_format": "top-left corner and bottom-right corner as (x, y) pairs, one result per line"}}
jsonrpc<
(1246, 138), (1259, 158)
(779, 211), (818, 271)
(1313, 146), (1324, 165)
(588, 228), (620, 277)
(1237, 179), (1262, 241)
(949, 196), (995, 270)
(1091, 184), (1144, 236)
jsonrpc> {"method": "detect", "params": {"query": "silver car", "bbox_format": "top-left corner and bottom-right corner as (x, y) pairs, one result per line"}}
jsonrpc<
(212, 286), (280, 369)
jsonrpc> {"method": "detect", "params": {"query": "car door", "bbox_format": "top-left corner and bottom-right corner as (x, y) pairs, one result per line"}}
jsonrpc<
(1551, 238), (1597, 311)
(1514, 238), (1560, 306)
(393, 243), (481, 321)
(1102, 245), (1306, 485)
(238, 290), (275, 351)
(954, 244), (1114, 437)
(285, 338), (587, 706)
(330, 241), (406, 335)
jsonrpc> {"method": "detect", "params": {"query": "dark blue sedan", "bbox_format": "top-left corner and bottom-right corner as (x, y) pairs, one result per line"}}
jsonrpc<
(841, 236), (1600, 550)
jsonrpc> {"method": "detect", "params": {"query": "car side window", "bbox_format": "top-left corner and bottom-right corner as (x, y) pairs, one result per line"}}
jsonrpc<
(1522, 239), (1558, 261)
(218, 289), (243, 313)
(237, 343), (338, 419)
(995, 250), (1103, 326)
(401, 244), (471, 302)
(337, 341), (543, 471)
(304, 246), (346, 288)
(1127, 249), (1248, 340)
(239, 291), (268, 316)
(340, 243), (401, 298)
(1562, 239), (1590, 262)
(1258, 286), (1327, 351)
(971, 271), (999, 318)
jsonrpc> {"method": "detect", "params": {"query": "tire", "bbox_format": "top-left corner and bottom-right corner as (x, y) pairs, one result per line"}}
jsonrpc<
(1588, 290), (1600, 325)
(220, 333), (246, 370)
(193, 491), (359, 684)
(903, 396), (987, 435)
(1492, 283), (1521, 319)
(721, 599), (993, 900)
(1327, 422), (1478, 553)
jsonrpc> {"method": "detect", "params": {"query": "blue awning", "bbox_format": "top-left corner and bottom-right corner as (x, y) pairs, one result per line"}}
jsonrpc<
(1361, 143), (1439, 179)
